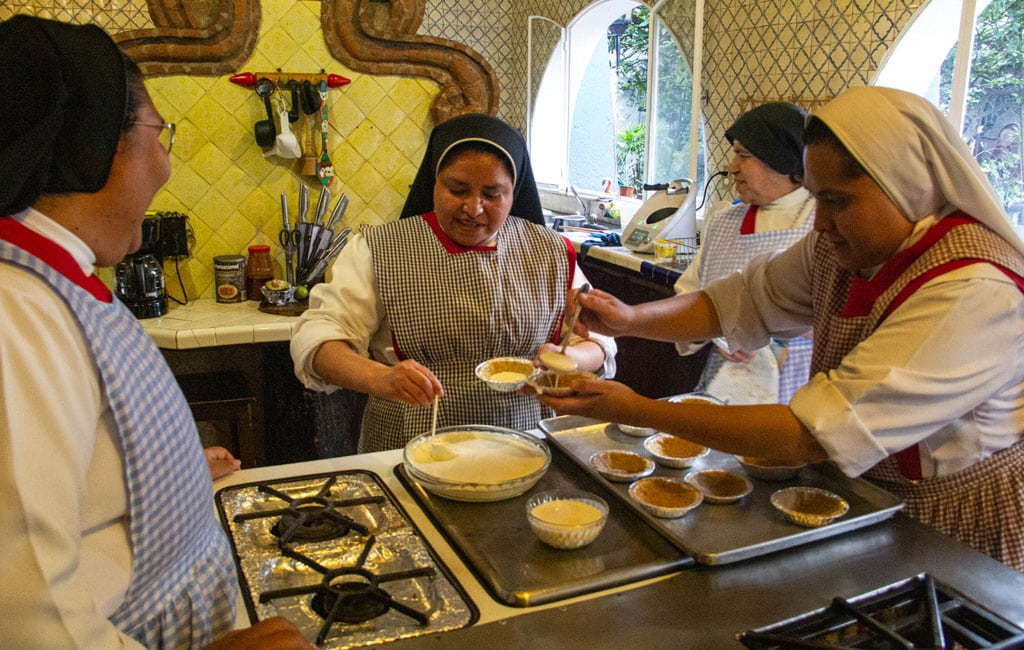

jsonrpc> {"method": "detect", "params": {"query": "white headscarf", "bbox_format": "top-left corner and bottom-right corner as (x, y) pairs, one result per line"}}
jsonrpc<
(812, 86), (1024, 257)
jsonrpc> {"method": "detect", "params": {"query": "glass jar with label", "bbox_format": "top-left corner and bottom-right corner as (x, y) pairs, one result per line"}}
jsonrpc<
(245, 245), (274, 301)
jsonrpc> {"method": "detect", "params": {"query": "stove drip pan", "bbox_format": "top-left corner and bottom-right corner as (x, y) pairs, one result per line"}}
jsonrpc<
(738, 574), (1024, 649)
(216, 471), (477, 648)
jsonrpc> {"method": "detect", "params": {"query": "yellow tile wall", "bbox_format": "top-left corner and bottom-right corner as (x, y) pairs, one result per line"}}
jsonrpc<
(141, 0), (438, 300)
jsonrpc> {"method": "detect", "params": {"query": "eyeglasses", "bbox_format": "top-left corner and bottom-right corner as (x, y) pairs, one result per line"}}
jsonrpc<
(133, 121), (176, 153)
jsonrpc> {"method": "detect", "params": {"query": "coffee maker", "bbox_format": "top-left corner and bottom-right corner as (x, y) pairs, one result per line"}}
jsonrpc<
(114, 217), (167, 318)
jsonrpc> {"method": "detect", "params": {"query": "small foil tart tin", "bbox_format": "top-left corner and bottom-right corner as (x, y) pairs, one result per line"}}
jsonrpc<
(770, 486), (850, 527)
(589, 449), (655, 483)
(684, 469), (753, 504)
(629, 477), (703, 518)
(643, 433), (710, 469)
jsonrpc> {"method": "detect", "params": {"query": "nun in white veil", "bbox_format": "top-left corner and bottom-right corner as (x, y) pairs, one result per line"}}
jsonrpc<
(537, 86), (1024, 572)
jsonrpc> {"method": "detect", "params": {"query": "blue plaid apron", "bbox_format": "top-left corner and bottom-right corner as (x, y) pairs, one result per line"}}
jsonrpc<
(0, 231), (235, 649)
(696, 200), (813, 404)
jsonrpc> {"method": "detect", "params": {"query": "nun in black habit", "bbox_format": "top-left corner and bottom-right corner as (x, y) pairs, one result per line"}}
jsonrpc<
(291, 113), (616, 452)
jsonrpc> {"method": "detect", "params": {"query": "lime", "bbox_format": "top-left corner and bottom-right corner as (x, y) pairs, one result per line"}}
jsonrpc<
(295, 285), (309, 300)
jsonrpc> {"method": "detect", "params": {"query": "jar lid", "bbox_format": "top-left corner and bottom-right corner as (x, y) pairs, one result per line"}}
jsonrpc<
(248, 244), (271, 253)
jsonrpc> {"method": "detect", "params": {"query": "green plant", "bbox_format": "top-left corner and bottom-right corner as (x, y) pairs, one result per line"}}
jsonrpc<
(616, 123), (645, 191)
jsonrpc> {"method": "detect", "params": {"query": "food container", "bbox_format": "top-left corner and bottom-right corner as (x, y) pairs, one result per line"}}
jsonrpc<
(684, 469), (752, 504)
(628, 477), (703, 519)
(475, 357), (534, 392)
(643, 433), (710, 468)
(770, 486), (850, 527)
(527, 369), (598, 396)
(736, 455), (807, 481)
(526, 490), (609, 550)
(260, 279), (296, 306)
(404, 425), (550, 502)
(589, 449), (655, 483)
(616, 423), (658, 438)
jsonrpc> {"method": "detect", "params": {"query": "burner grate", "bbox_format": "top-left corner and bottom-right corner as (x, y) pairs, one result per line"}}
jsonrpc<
(215, 471), (477, 649)
(738, 574), (1024, 649)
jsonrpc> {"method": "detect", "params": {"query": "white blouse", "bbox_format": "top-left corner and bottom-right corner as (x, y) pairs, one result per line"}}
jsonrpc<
(704, 228), (1024, 479)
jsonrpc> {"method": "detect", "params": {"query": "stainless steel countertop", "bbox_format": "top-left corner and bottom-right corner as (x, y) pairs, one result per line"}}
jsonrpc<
(216, 446), (1024, 647)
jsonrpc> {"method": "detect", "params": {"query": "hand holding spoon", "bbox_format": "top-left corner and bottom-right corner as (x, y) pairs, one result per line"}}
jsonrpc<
(539, 283), (591, 372)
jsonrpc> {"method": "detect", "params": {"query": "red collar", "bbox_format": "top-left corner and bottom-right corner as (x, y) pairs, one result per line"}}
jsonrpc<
(0, 217), (112, 302)
(739, 204), (758, 234)
(423, 212), (498, 253)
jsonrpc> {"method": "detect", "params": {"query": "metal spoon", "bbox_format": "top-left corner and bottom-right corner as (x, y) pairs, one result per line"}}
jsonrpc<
(429, 396), (455, 461)
(540, 283), (591, 372)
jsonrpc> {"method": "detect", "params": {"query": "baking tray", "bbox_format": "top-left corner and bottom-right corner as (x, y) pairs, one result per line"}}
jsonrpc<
(395, 440), (694, 608)
(540, 415), (904, 566)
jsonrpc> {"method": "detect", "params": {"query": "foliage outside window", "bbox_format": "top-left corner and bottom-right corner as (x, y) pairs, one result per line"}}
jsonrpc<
(940, 0), (1023, 217)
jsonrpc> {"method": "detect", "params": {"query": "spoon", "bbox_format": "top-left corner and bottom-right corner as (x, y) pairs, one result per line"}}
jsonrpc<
(539, 283), (591, 372)
(429, 396), (455, 461)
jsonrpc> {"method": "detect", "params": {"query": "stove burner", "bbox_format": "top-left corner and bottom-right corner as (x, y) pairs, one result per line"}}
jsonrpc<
(260, 535), (436, 645)
(311, 573), (401, 624)
(232, 476), (385, 544)
(738, 574), (1024, 649)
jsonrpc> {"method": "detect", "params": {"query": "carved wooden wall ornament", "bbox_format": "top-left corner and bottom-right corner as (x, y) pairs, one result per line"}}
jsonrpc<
(114, 0), (261, 75)
(107, 0), (498, 124)
(321, 0), (499, 123)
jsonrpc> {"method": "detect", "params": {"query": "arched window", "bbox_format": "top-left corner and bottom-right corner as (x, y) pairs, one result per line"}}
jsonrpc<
(877, 0), (1023, 227)
(528, 1), (703, 207)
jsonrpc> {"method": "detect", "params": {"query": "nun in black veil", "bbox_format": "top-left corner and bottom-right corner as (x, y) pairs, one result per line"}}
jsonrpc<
(0, 14), (311, 649)
(291, 113), (616, 452)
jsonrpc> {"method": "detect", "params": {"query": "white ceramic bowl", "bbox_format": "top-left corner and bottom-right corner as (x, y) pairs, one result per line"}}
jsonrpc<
(736, 456), (807, 481)
(643, 434), (710, 469)
(616, 423), (658, 438)
(589, 449), (655, 483)
(475, 357), (535, 393)
(527, 369), (598, 397)
(526, 490), (609, 549)
(684, 469), (753, 504)
(628, 477), (703, 519)
(404, 425), (551, 502)
(770, 486), (850, 527)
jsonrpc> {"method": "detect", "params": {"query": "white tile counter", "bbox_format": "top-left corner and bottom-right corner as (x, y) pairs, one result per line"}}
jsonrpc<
(141, 299), (300, 350)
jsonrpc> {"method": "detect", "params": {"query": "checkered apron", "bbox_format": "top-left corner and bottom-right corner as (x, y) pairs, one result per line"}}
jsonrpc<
(695, 202), (813, 404)
(0, 237), (236, 647)
(360, 214), (569, 451)
(808, 214), (1024, 571)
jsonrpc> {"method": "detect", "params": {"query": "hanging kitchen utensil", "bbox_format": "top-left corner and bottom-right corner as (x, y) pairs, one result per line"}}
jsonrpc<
(253, 77), (277, 148)
(299, 80), (322, 177)
(287, 80), (300, 123)
(316, 80), (334, 187)
(264, 108), (301, 159)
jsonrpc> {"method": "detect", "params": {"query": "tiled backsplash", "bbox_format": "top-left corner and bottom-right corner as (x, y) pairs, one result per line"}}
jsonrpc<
(3, 0), (920, 298)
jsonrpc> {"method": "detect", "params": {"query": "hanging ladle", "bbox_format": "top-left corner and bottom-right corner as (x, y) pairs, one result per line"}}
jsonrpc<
(253, 77), (277, 148)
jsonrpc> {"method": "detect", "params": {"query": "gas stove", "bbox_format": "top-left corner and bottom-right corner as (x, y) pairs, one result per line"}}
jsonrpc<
(738, 573), (1024, 649)
(215, 471), (477, 648)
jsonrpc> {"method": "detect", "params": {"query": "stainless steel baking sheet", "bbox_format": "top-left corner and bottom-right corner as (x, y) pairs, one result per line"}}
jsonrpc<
(395, 440), (694, 608)
(540, 415), (904, 566)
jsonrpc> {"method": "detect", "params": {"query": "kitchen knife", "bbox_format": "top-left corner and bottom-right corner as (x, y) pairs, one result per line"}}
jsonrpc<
(280, 193), (295, 284)
(324, 194), (349, 232)
(298, 183), (310, 224)
(313, 185), (330, 227)
(299, 229), (350, 285)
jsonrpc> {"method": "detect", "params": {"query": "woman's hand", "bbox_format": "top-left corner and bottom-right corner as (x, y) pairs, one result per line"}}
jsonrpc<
(716, 345), (756, 363)
(573, 288), (637, 337)
(204, 446), (241, 480)
(203, 617), (314, 649)
(535, 378), (644, 423)
(371, 359), (444, 407)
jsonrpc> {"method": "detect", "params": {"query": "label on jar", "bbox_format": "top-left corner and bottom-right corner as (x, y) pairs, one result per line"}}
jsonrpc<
(214, 255), (246, 303)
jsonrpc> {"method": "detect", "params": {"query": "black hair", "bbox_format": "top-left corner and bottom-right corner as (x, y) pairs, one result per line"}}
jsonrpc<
(804, 116), (867, 179)
(121, 53), (147, 133)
